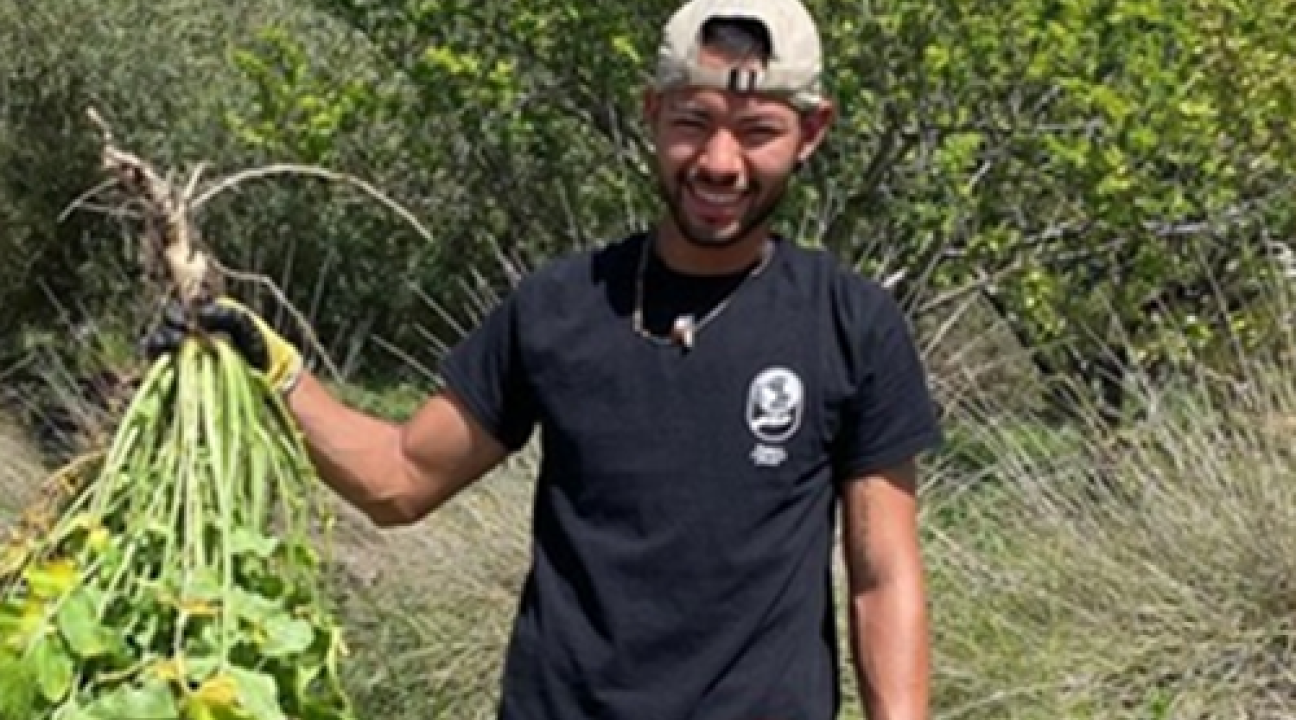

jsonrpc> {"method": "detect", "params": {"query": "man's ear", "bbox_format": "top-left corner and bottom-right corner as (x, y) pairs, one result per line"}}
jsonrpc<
(797, 100), (836, 164)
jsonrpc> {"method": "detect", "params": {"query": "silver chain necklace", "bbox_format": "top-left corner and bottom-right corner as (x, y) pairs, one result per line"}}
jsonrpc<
(631, 235), (776, 351)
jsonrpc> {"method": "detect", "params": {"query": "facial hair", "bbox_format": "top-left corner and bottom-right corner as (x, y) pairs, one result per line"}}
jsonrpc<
(658, 167), (790, 250)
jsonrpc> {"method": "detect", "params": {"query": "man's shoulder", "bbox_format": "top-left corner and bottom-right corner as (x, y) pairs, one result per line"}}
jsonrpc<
(514, 232), (643, 295)
(774, 237), (895, 309)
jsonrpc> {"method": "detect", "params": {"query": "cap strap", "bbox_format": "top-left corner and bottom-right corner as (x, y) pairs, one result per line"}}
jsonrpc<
(673, 63), (810, 96)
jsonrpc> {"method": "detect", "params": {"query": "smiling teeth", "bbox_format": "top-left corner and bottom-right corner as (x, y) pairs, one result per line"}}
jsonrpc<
(694, 189), (742, 204)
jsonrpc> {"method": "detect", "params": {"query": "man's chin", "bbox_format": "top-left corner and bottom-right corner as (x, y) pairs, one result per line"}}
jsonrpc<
(673, 208), (754, 247)
(679, 223), (748, 248)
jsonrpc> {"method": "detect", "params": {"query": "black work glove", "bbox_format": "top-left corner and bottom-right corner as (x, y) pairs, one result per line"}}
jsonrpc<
(142, 297), (302, 393)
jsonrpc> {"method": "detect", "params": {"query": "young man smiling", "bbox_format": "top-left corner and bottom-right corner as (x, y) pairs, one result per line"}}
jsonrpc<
(150, 0), (943, 717)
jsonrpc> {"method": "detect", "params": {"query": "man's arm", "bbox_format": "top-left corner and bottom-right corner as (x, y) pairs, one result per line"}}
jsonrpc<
(287, 371), (510, 527)
(841, 459), (930, 720)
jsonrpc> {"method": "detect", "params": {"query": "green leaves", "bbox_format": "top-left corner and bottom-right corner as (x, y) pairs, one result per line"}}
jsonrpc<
(260, 613), (314, 659)
(0, 652), (40, 719)
(1, 338), (355, 719)
(30, 633), (75, 704)
(227, 27), (382, 165)
(82, 679), (180, 719)
(229, 668), (288, 720)
(56, 588), (112, 659)
(824, 0), (1296, 416)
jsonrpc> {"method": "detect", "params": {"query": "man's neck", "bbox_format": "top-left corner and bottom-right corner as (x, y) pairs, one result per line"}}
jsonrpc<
(651, 220), (773, 276)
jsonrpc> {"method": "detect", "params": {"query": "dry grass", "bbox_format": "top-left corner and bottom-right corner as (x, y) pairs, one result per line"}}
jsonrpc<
(925, 356), (1296, 719)
(0, 410), (46, 522)
(322, 449), (537, 720)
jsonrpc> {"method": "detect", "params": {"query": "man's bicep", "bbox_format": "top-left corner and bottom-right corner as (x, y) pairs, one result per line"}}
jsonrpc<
(397, 388), (512, 520)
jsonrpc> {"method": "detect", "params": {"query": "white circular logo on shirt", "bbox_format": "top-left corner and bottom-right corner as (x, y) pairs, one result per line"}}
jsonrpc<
(746, 367), (804, 444)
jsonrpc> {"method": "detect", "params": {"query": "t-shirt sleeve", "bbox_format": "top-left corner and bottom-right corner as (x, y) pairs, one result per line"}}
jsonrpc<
(437, 290), (539, 452)
(831, 276), (944, 481)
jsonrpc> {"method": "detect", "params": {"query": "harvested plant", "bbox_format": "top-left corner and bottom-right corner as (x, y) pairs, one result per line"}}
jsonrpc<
(0, 111), (357, 720)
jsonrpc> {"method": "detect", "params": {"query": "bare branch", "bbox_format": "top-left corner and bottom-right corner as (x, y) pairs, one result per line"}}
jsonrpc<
(58, 179), (121, 224)
(190, 163), (435, 245)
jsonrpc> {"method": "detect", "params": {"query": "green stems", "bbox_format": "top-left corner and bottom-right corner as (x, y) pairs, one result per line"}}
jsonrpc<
(0, 334), (357, 719)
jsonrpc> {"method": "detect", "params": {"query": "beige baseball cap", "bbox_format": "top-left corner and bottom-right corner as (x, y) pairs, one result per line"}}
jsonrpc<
(653, 0), (825, 111)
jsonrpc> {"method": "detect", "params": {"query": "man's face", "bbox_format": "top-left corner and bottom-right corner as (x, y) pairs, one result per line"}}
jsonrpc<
(645, 47), (832, 249)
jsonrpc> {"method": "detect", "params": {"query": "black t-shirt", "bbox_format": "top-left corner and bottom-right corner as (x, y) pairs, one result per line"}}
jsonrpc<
(439, 232), (942, 720)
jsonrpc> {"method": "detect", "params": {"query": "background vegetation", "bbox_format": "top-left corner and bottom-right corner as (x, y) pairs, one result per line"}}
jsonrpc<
(3, 0), (1296, 717)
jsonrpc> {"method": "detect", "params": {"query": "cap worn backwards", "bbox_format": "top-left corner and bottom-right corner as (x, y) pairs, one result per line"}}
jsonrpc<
(653, 0), (825, 112)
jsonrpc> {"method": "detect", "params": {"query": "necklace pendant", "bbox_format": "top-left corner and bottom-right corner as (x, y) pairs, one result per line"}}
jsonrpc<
(671, 315), (696, 350)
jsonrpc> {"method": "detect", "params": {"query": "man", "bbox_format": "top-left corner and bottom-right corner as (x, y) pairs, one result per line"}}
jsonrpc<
(152, 0), (942, 717)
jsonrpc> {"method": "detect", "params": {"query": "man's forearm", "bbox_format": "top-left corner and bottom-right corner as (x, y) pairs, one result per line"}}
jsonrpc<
(285, 372), (419, 526)
(850, 574), (930, 720)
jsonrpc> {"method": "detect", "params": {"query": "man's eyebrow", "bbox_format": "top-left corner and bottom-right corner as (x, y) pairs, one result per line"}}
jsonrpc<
(735, 112), (787, 125)
(732, 108), (793, 127)
(662, 98), (789, 126)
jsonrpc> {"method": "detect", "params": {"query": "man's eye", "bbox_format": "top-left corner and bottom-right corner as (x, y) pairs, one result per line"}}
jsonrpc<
(743, 128), (779, 143)
(673, 118), (708, 130)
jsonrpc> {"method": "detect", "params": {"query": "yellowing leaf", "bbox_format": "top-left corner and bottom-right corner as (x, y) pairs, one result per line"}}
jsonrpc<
(24, 559), (78, 599)
(193, 674), (239, 708)
(62, 512), (100, 533)
(0, 598), (40, 647)
(177, 599), (219, 617)
(87, 528), (111, 553)
(20, 597), (47, 629)
(152, 658), (183, 682)
(0, 540), (31, 577)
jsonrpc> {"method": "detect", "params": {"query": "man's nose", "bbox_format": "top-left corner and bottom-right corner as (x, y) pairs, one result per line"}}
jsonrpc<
(695, 130), (745, 185)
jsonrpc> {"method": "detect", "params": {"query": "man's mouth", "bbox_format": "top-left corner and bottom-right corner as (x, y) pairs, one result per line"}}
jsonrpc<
(691, 186), (745, 205)
(684, 184), (750, 220)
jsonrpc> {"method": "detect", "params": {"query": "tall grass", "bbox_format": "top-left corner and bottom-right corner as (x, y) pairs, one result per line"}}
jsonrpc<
(926, 343), (1296, 718)
(325, 454), (535, 720)
(0, 412), (46, 522)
